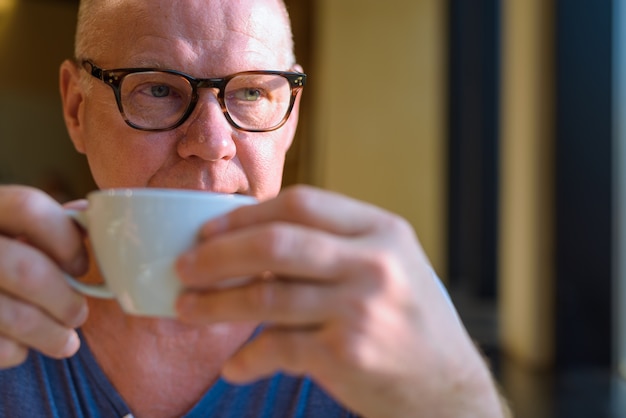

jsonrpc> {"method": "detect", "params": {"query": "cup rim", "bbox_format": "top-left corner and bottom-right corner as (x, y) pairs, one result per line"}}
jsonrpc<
(87, 188), (258, 202)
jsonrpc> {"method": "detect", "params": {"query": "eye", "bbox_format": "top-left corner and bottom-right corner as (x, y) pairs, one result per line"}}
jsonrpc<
(237, 88), (263, 101)
(150, 84), (171, 98)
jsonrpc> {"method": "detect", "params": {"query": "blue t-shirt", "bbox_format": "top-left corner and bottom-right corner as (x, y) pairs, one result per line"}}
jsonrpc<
(0, 330), (356, 418)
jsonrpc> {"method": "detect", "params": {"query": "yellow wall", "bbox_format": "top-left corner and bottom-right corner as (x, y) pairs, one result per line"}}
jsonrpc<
(310, 0), (449, 276)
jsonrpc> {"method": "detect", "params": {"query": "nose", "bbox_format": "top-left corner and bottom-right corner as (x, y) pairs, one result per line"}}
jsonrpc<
(176, 92), (237, 161)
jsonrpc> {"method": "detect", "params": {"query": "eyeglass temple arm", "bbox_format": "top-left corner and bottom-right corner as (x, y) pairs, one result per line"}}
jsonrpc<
(79, 60), (104, 79)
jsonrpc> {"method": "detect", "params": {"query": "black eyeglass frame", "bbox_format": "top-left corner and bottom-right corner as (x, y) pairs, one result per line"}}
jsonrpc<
(80, 60), (306, 133)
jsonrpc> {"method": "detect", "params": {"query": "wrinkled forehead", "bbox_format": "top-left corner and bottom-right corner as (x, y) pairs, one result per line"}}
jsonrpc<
(77, 0), (293, 71)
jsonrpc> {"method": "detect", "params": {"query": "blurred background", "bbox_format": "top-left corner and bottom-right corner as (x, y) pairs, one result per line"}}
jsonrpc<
(0, 0), (623, 416)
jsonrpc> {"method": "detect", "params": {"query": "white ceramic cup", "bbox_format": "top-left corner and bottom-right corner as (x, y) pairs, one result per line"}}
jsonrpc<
(65, 188), (257, 317)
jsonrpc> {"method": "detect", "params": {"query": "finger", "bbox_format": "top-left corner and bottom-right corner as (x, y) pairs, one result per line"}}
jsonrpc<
(0, 186), (88, 276)
(176, 277), (340, 324)
(222, 326), (322, 383)
(0, 336), (28, 369)
(0, 292), (82, 360)
(200, 185), (389, 238)
(0, 236), (88, 328)
(177, 222), (361, 286)
(63, 199), (87, 211)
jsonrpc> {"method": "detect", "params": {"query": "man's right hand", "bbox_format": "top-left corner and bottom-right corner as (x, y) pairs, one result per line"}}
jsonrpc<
(0, 185), (89, 368)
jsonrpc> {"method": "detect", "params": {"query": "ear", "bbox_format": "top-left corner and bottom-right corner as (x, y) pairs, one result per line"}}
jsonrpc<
(59, 60), (87, 154)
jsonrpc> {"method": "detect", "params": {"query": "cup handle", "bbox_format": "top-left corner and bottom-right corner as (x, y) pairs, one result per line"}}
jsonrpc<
(64, 209), (115, 299)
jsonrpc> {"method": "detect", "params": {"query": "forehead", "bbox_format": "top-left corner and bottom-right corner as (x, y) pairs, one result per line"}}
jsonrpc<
(85, 0), (291, 74)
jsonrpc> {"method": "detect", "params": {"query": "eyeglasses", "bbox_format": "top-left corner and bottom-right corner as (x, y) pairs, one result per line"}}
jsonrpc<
(81, 60), (306, 132)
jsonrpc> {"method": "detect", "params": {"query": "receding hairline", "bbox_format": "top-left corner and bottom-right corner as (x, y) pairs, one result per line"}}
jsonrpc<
(74, 0), (296, 66)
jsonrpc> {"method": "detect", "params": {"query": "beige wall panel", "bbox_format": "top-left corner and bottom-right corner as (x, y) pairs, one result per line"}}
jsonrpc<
(499, 0), (555, 369)
(311, 0), (448, 276)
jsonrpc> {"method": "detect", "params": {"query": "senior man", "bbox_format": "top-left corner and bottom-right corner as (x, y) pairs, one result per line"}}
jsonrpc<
(0, 1), (508, 417)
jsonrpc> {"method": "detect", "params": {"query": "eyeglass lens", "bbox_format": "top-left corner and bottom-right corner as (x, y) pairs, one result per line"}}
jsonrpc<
(120, 71), (292, 131)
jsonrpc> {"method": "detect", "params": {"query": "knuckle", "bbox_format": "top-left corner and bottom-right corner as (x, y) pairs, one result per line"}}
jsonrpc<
(356, 250), (416, 309)
(380, 211), (413, 236)
(359, 250), (397, 285)
(0, 299), (43, 338)
(322, 326), (378, 374)
(3, 186), (54, 226)
(342, 294), (371, 321)
(10, 255), (49, 296)
(1, 187), (86, 277)
(0, 245), (83, 327)
(280, 185), (317, 217)
(257, 225), (292, 261)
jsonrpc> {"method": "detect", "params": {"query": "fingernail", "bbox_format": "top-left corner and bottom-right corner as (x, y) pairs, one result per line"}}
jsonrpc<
(59, 331), (81, 358)
(67, 300), (89, 328)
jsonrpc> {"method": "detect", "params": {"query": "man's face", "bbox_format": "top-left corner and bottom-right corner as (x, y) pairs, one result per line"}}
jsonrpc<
(67, 0), (300, 201)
